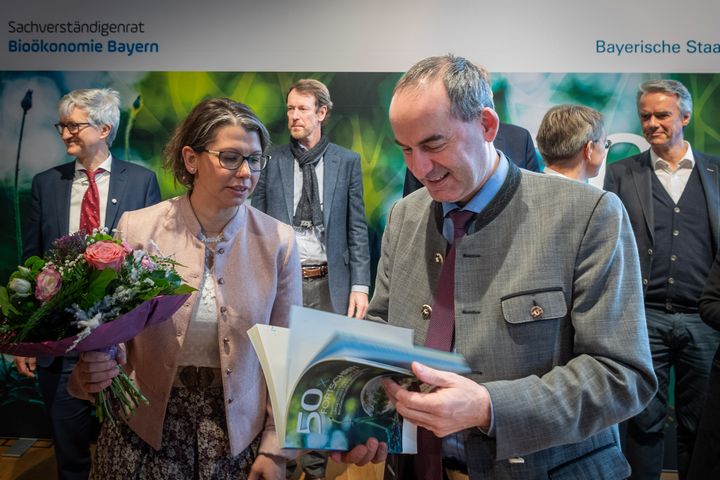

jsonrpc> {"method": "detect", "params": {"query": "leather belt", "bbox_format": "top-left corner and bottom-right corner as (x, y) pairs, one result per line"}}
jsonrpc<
(302, 264), (328, 279)
(173, 366), (222, 389)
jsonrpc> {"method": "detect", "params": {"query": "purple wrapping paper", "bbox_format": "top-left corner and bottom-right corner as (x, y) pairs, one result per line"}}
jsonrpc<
(0, 294), (190, 356)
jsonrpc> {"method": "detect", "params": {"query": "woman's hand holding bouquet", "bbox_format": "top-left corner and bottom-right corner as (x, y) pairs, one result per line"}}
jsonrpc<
(0, 230), (194, 422)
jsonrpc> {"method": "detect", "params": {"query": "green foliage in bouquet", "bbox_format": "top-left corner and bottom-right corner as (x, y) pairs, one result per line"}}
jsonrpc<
(0, 230), (195, 424)
(0, 230), (194, 346)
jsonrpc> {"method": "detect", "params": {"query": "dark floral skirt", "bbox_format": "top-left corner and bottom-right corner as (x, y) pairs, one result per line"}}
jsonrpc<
(90, 386), (260, 479)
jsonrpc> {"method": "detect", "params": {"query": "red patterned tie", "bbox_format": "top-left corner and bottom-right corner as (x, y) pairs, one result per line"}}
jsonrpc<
(415, 209), (475, 480)
(79, 168), (103, 234)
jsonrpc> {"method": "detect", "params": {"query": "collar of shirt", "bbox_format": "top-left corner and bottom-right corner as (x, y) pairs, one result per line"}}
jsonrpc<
(74, 154), (113, 177)
(440, 152), (509, 241)
(441, 152), (509, 217)
(542, 166), (567, 178)
(650, 141), (695, 172)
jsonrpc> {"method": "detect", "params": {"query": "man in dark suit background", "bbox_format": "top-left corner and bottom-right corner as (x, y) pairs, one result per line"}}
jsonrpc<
(605, 79), (720, 480)
(15, 88), (160, 480)
(252, 79), (371, 479)
(403, 122), (539, 196)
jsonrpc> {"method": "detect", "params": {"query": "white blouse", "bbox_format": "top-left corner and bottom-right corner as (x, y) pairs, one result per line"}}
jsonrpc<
(177, 266), (220, 368)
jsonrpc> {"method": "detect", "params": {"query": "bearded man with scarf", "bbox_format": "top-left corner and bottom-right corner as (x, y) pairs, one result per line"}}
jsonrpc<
(252, 79), (371, 478)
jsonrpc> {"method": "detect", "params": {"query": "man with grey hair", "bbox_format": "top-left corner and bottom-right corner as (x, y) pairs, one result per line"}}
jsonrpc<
(536, 104), (609, 181)
(334, 54), (656, 479)
(605, 79), (720, 479)
(15, 88), (160, 480)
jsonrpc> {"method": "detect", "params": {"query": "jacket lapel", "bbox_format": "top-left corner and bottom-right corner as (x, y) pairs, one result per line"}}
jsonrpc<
(631, 151), (655, 245)
(105, 157), (127, 232)
(278, 150), (295, 222)
(57, 162), (75, 236)
(695, 153), (720, 251)
(323, 146), (339, 228)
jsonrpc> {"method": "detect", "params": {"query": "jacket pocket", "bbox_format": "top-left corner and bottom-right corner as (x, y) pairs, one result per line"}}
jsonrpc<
(500, 287), (567, 324)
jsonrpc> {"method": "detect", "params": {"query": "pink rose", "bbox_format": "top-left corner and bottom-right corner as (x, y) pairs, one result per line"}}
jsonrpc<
(84, 240), (127, 271)
(35, 268), (62, 302)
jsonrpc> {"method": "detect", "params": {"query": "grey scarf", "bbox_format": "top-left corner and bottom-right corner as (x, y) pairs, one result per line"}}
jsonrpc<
(291, 135), (330, 230)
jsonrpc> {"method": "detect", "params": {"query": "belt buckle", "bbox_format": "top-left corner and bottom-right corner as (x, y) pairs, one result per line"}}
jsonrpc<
(302, 264), (328, 279)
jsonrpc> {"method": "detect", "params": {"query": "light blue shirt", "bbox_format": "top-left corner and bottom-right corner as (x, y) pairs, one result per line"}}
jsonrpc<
(441, 152), (509, 238)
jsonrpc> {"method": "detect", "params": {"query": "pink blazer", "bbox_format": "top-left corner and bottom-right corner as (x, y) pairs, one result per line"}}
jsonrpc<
(70, 195), (302, 456)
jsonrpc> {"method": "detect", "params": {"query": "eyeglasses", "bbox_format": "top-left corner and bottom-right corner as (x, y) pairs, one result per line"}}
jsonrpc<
(594, 138), (612, 149)
(202, 149), (270, 172)
(54, 122), (92, 135)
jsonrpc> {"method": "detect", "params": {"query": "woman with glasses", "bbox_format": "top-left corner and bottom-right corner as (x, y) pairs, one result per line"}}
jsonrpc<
(70, 98), (301, 479)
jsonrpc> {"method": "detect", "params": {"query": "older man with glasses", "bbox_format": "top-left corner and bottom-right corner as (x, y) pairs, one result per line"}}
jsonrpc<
(15, 88), (160, 480)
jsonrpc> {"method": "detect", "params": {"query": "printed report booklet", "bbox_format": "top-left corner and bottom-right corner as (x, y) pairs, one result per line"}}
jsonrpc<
(247, 306), (471, 453)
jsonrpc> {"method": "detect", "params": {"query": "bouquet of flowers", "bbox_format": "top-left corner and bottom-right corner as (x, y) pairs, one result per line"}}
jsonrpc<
(0, 230), (194, 423)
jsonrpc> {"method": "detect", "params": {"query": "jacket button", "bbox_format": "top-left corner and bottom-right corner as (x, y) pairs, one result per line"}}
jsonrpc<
(643, 278), (649, 285)
(218, 248), (225, 254)
(220, 306), (227, 314)
(218, 278), (225, 285)
(226, 368), (233, 375)
(530, 305), (543, 319)
(223, 337), (229, 343)
(647, 248), (653, 255)
(434, 253), (444, 264)
(421, 305), (432, 319)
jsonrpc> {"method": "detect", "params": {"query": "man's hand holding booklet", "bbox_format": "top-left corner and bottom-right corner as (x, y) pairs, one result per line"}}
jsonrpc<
(248, 306), (470, 454)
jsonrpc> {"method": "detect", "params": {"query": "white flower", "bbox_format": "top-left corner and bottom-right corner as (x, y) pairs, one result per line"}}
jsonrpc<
(9, 278), (32, 296)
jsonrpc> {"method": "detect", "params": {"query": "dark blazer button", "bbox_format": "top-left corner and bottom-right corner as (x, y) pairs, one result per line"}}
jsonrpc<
(421, 304), (432, 319)
(434, 253), (443, 264)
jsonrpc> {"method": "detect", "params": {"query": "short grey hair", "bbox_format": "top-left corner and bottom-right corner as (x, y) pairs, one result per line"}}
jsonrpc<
(394, 54), (494, 122)
(536, 104), (605, 165)
(58, 88), (121, 145)
(637, 79), (693, 117)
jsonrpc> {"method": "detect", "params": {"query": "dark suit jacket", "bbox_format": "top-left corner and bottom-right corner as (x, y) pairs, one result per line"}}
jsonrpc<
(23, 157), (160, 366)
(252, 143), (371, 314)
(604, 150), (720, 290)
(403, 122), (540, 196)
(23, 156), (161, 259)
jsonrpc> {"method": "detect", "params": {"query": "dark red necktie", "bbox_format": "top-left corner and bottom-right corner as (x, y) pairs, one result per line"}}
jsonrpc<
(79, 168), (103, 234)
(415, 209), (475, 480)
